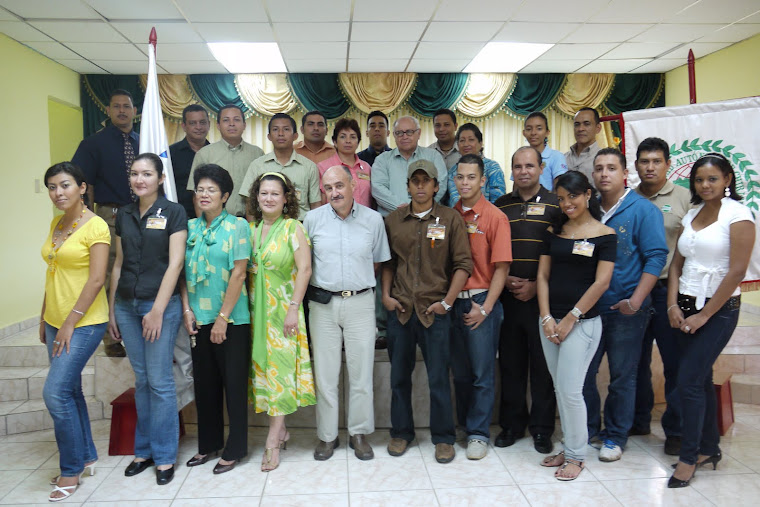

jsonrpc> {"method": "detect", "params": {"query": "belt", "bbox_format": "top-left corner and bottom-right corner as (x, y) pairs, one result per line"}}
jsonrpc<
(457, 288), (488, 299)
(328, 288), (372, 298)
(677, 294), (741, 316)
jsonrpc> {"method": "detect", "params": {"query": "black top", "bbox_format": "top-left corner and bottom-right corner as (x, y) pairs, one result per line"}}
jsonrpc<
(169, 137), (210, 219)
(72, 125), (139, 206)
(357, 145), (391, 166)
(495, 186), (561, 280)
(115, 196), (187, 300)
(541, 232), (617, 319)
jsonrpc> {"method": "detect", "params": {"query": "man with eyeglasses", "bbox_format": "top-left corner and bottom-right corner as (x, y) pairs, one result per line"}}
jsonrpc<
(371, 116), (447, 216)
(170, 104), (211, 219)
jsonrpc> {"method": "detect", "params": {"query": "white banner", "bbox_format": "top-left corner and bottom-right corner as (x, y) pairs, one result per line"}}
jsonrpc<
(623, 97), (760, 287)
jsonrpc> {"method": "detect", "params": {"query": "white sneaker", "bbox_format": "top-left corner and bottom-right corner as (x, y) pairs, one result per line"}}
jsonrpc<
(466, 439), (488, 460)
(598, 440), (622, 462)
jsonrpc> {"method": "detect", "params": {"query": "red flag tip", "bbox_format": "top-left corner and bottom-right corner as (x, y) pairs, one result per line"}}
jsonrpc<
(149, 27), (157, 47)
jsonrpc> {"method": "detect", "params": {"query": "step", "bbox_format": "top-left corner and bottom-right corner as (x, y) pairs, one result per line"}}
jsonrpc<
(732, 374), (760, 405)
(0, 396), (103, 437)
(0, 327), (50, 367)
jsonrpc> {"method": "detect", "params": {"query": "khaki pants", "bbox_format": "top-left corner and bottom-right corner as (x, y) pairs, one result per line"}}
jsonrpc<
(94, 204), (120, 348)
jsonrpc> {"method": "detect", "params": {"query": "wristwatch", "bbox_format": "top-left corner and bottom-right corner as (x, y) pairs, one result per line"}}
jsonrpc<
(570, 307), (583, 320)
(440, 300), (452, 312)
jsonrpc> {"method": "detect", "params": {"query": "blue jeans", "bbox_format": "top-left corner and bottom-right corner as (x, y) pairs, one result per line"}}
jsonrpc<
(450, 291), (503, 441)
(634, 282), (681, 436)
(44, 322), (106, 477)
(677, 303), (740, 464)
(114, 295), (182, 466)
(583, 298), (651, 448)
(387, 310), (455, 445)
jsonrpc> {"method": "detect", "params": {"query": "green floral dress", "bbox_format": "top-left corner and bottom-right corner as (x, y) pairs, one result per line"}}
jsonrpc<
(248, 217), (316, 415)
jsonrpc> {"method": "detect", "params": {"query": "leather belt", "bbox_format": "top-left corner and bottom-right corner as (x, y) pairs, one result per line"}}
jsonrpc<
(457, 288), (488, 299)
(328, 288), (372, 298)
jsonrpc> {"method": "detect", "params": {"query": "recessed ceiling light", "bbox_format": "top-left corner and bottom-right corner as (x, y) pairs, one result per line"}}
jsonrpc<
(208, 42), (286, 73)
(463, 42), (554, 73)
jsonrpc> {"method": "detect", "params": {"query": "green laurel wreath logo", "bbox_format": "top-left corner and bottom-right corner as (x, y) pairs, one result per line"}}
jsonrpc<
(670, 138), (760, 211)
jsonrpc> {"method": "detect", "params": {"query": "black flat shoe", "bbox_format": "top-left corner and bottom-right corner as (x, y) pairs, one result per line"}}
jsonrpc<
(124, 458), (154, 477)
(156, 465), (175, 485)
(186, 452), (217, 467)
(534, 434), (553, 454)
(494, 429), (517, 448)
(213, 460), (237, 474)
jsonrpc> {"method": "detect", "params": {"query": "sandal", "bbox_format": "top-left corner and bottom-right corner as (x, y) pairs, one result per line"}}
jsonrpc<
(49, 484), (78, 502)
(541, 451), (565, 467)
(49, 461), (95, 486)
(261, 447), (280, 472)
(279, 431), (290, 450)
(556, 458), (584, 481)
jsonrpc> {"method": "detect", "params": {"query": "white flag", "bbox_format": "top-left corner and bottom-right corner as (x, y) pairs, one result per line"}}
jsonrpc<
(139, 30), (177, 202)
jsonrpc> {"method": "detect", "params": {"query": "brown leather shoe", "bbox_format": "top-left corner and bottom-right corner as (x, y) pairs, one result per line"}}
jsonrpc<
(435, 443), (455, 463)
(349, 434), (374, 460)
(387, 437), (409, 457)
(212, 459), (236, 474)
(314, 437), (339, 461)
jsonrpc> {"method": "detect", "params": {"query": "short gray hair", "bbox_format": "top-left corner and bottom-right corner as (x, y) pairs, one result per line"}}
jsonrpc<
(393, 115), (421, 131)
(323, 165), (353, 181)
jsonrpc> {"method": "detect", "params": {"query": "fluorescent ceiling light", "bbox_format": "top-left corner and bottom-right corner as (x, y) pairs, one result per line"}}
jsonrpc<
(208, 42), (286, 73)
(464, 42), (554, 73)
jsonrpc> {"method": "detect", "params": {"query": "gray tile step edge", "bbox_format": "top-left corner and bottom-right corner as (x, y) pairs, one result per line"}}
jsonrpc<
(0, 316), (39, 341)
(1, 397), (103, 436)
(731, 373), (760, 405)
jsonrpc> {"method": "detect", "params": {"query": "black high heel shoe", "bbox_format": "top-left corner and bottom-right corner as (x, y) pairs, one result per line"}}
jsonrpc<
(698, 452), (722, 470)
(668, 463), (696, 489)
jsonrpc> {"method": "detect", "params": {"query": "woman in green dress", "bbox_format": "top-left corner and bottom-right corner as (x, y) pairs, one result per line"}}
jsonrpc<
(247, 171), (316, 471)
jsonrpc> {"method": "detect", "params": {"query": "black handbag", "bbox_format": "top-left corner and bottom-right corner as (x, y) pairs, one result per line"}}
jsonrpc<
(306, 285), (332, 304)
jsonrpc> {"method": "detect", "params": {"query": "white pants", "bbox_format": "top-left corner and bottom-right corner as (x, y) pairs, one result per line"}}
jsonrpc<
(309, 290), (376, 441)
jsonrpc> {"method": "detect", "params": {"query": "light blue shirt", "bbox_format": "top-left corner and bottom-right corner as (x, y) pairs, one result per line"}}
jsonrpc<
(371, 146), (448, 216)
(304, 201), (391, 291)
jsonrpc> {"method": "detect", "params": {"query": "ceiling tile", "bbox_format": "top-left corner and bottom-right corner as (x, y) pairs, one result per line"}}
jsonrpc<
(348, 58), (408, 72)
(631, 24), (727, 43)
(175, 0), (268, 23)
(268, 0), (351, 22)
(278, 42), (347, 60)
(434, 0), (522, 21)
(159, 60), (229, 74)
(590, 0), (694, 23)
(577, 59), (652, 73)
(155, 43), (216, 61)
(351, 22), (426, 41)
(669, 0), (760, 24)
(663, 42), (733, 59)
(601, 42), (683, 59)
(353, 0), (437, 21)
(56, 59), (109, 73)
(286, 58), (346, 72)
(90, 60), (157, 74)
(0, 8), (18, 21)
(110, 22), (203, 44)
(84, 0), (183, 20)
(406, 60), (470, 72)
(350, 41), (415, 59)
(628, 58), (684, 73)
(494, 22), (581, 44)
(65, 42), (145, 60)
(0, 0), (98, 19)
(23, 41), (80, 59)
(561, 23), (653, 43)
(414, 41), (484, 59)
(519, 59), (591, 73)
(274, 23), (349, 42)
(194, 23), (274, 43)
(697, 23), (760, 43)
(540, 43), (617, 60)
(738, 11), (760, 23)
(512, 0), (609, 23)
(0, 21), (51, 41)
(29, 20), (127, 43)
(423, 22), (503, 42)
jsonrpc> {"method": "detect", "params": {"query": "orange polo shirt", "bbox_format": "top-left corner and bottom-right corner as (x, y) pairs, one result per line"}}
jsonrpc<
(455, 194), (512, 290)
(294, 140), (336, 164)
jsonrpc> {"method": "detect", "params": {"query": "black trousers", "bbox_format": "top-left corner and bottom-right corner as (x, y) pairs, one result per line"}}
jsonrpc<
(498, 295), (556, 436)
(191, 323), (251, 461)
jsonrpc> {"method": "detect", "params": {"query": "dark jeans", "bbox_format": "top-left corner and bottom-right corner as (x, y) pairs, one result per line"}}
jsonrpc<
(191, 323), (251, 461)
(387, 310), (455, 445)
(634, 282), (681, 436)
(498, 295), (557, 436)
(677, 302), (740, 465)
(584, 298), (651, 448)
(450, 291), (504, 441)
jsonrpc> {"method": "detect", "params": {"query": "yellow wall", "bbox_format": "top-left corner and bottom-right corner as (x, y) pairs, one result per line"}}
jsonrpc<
(666, 34), (760, 106)
(0, 34), (81, 329)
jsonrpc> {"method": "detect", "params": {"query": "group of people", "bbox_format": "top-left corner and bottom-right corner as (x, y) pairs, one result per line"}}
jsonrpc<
(38, 88), (755, 502)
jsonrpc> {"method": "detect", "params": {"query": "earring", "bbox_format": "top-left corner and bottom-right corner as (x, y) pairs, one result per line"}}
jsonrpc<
(283, 205), (288, 213)
(725, 186), (731, 197)
(587, 197), (591, 208)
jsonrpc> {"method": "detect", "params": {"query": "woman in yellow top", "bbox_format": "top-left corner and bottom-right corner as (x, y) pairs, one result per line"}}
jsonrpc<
(40, 162), (110, 502)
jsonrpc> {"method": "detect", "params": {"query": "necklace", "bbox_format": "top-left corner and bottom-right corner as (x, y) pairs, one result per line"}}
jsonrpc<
(568, 218), (592, 239)
(48, 206), (87, 273)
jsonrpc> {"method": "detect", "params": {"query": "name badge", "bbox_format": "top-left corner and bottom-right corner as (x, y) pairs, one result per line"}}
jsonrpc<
(466, 221), (478, 234)
(357, 171), (370, 181)
(527, 204), (545, 216)
(427, 223), (446, 240)
(146, 217), (167, 230)
(572, 240), (595, 257)
(661, 204), (672, 213)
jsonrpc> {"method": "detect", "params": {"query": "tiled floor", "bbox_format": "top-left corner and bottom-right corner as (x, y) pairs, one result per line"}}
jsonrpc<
(2, 403), (760, 506)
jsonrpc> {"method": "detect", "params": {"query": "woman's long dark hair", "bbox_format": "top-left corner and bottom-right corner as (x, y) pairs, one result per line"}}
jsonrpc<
(553, 171), (601, 233)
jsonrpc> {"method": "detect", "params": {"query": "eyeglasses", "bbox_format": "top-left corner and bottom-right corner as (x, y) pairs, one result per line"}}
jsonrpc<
(393, 129), (419, 137)
(194, 187), (220, 196)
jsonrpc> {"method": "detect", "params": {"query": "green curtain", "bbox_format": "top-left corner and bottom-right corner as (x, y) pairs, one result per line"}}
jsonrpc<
(407, 73), (470, 117)
(505, 74), (566, 117)
(188, 74), (248, 117)
(287, 74), (349, 120)
(81, 75), (144, 137)
(603, 74), (665, 114)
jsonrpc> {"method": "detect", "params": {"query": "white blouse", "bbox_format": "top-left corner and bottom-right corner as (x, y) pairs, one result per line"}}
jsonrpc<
(678, 197), (753, 309)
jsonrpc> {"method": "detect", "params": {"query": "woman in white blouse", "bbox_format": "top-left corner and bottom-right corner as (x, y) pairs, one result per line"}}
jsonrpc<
(666, 153), (755, 488)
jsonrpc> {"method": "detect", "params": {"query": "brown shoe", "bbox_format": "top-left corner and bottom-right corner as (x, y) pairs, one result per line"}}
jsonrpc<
(349, 434), (374, 460)
(435, 443), (455, 463)
(314, 437), (339, 461)
(387, 437), (409, 457)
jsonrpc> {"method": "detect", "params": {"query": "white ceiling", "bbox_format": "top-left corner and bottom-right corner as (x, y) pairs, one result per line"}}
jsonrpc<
(1, 0), (758, 74)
